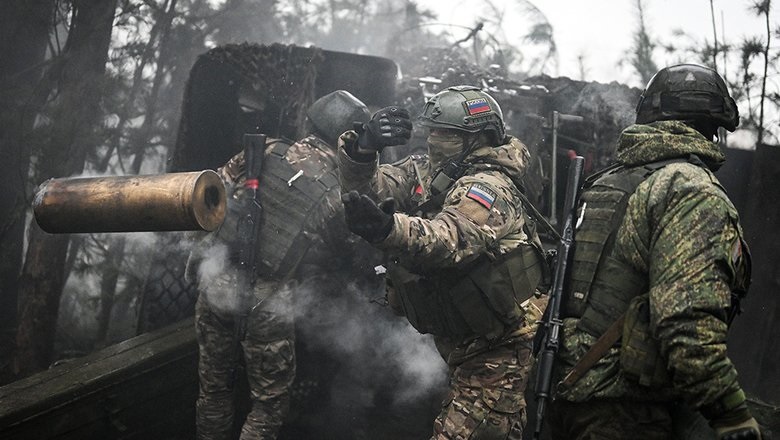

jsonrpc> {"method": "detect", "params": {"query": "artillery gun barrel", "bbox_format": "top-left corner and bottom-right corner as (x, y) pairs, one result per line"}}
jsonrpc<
(33, 170), (226, 233)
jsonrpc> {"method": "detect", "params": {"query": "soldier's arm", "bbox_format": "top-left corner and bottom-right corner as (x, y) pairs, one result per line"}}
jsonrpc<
(627, 165), (747, 420)
(378, 172), (525, 270)
(337, 131), (417, 209)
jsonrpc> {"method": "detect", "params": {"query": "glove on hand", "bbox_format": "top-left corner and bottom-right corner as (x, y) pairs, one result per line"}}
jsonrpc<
(710, 409), (761, 440)
(714, 415), (762, 440)
(355, 106), (412, 154)
(341, 190), (395, 243)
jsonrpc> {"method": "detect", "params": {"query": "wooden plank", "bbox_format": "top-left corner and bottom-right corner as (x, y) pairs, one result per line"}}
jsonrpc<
(0, 319), (197, 440)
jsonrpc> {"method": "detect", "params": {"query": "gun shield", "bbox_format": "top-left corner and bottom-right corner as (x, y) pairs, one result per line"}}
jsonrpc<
(33, 170), (226, 233)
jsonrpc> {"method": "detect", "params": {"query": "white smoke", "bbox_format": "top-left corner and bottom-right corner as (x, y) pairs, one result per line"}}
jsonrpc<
(726, 128), (757, 151)
(193, 241), (242, 313)
(187, 233), (448, 424)
(291, 277), (448, 407)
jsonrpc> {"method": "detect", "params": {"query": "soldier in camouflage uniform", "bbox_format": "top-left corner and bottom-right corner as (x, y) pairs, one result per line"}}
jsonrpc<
(338, 85), (547, 440)
(546, 64), (759, 440)
(188, 90), (370, 440)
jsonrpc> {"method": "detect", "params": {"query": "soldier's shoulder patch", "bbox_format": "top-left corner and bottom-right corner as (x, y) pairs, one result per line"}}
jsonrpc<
(466, 183), (496, 209)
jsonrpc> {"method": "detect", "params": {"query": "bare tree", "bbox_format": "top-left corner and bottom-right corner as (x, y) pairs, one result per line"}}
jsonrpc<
(750, 0), (772, 144)
(709, 0), (720, 72)
(631, 0), (658, 85)
(0, 0), (57, 379)
(739, 37), (764, 126)
(94, 0), (181, 348)
(14, 0), (119, 377)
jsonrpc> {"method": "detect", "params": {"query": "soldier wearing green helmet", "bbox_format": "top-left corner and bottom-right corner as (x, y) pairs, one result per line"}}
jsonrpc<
(543, 64), (758, 440)
(337, 85), (547, 439)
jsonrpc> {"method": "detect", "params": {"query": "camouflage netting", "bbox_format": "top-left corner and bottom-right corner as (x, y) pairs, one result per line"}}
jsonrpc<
(525, 74), (641, 169)
(136, 234), (197, 333)
(394, 47), (495, 87)
(202, 42), (324, 140)
(171, 43), (324, 172)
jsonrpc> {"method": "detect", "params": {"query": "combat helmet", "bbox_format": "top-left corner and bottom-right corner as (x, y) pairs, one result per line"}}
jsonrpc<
(418, 85), (506, 144)
(307, 90), (371, 145)
(635, 63), (739, 132)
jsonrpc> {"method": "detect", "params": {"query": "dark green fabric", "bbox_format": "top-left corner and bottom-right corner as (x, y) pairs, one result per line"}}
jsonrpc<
(565, 161), (684, 329)
(388, 244), (542, 338)
(554, 120), (750, 416)
(254, 143), (339, 278)
(547, 399), (674, 440)
(620, 294), (672, 387)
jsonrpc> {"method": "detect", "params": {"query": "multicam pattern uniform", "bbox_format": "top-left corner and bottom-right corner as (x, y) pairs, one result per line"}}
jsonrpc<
(549, 121), (751, 439)
(192, 135), (348, 440)
(339, 131), (543, 440)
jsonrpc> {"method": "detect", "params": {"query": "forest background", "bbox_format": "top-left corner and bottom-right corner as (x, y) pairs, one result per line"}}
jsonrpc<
(1, 0), (778, 385)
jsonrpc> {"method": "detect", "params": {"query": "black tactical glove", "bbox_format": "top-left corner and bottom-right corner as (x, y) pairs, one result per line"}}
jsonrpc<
(341, 190), (395, 243)
(353, 106), (412, 155)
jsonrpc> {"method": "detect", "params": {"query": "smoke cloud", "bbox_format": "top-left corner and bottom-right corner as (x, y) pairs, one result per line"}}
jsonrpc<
(190, 233), (448, 411)
(287, 274), (448, 437)
(293, 277), (447, 403)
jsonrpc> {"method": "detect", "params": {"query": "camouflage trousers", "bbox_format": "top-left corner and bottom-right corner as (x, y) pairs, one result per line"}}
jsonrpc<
(195, 286), (295, 440)
(431, 340), (532, 440)
(546, 398), (674, 440)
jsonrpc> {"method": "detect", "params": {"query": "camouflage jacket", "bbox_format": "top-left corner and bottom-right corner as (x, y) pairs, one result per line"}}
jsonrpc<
(338, 131), (540, 268)
(338, 131), (542, 362)
(556, 121), (750, 419)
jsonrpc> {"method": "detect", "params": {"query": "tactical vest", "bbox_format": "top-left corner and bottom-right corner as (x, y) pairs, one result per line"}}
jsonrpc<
(220, 139), (339, 280)
(254, 140), (339, 279)
(388, 165), (545, 339)
(563, 156), (703, 387)
(388, 245), (543, 339)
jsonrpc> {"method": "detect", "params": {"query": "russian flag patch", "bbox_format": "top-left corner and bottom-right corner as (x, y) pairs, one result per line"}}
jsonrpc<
(465, 97), (491, 115)
(466, 183), (496, 209)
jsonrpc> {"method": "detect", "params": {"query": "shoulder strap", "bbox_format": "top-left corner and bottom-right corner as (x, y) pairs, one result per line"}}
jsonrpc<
(560, 313), (626, 387)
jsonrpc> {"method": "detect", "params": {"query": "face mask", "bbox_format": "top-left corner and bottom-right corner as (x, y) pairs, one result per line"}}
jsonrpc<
(427, 132), (464, 169)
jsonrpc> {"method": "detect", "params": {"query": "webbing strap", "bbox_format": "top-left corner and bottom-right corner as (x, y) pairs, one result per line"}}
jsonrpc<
(560, 312), (626, 388)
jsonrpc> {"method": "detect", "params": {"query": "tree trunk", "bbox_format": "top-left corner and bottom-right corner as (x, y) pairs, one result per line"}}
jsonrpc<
(95, 237), (124, 348)
(14, 0), (119, 377)
(0, 0), (56, 382)
(757, 3), (771, 145)
(95, 0), (180, 347)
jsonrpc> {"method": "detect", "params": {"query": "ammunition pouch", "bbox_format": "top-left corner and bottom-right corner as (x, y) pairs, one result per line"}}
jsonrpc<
(388, 244), (543, 339)
(620, 294), (671, 388)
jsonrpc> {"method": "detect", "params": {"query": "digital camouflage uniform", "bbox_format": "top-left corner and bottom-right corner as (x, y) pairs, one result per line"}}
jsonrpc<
(191, 135), (348, 440)
(339, 130), (545, 440)
(548, 120), (752, 439)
